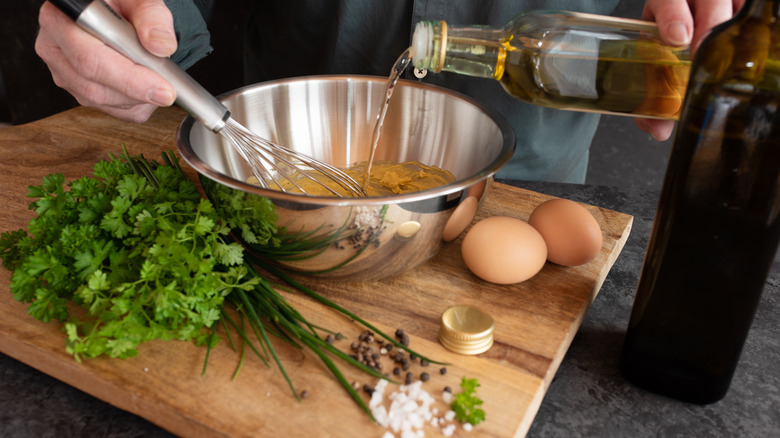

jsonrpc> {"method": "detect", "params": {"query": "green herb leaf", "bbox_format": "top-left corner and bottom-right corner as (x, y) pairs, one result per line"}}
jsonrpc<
(0, 229), (28, 270)
(451, 377), (486, 425)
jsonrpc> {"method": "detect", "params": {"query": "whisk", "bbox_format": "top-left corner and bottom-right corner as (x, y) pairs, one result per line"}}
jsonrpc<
(49, 0), (367, 197)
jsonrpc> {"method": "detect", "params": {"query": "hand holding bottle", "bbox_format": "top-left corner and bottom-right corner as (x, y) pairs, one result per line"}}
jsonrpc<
(35, 0), (178, 123)
(635, 0), (745, 140)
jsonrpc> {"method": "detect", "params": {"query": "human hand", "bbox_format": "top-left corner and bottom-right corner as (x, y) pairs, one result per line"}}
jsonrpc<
(35, 0), (178, 123)
(634, 0), (744, 141)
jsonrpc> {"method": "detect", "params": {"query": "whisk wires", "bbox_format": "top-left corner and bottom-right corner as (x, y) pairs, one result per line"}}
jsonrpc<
(220, 118), (367, 197)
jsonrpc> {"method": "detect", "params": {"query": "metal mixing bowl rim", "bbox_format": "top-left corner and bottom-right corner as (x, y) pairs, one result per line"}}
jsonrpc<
(176, 74), (516, 207)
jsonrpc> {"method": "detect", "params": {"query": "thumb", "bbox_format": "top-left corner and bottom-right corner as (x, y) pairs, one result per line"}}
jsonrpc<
(112, 0), (177, 57)
(642, 0), (694, 47)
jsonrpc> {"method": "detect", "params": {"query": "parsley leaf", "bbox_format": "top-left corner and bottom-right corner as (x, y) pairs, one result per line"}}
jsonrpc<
(451, 377), (486, 425)
(0, 229), (28, 270)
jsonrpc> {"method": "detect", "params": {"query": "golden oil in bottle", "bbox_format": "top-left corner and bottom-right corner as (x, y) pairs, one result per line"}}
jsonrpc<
(411, 10), (691, 119)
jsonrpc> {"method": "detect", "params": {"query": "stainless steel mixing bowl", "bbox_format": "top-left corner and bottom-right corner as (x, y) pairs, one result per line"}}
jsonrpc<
(176, 75), (514, 280)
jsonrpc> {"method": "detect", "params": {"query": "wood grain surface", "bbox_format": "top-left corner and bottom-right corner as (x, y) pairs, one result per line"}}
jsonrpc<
(0, 106), (633, 437)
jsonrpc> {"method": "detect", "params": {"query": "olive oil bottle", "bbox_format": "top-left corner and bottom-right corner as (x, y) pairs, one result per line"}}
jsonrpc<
(620, 0), (780, 404)
(410, 10), (691, 119)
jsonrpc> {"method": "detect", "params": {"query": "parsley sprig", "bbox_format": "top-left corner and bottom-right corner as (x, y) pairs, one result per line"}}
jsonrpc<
(452, 377), (486, 425)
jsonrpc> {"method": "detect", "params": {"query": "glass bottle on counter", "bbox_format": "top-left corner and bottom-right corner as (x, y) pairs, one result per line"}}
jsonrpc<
(410, 10), (691, 119)
(620, 0), (780, 404)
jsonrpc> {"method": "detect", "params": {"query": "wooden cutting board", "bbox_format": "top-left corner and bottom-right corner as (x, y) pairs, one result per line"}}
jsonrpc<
(0, 106), (633, 437)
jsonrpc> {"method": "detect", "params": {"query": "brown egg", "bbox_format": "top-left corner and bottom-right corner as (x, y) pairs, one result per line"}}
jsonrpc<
(461, 216), (547, 284)
(528, 198), (603, 266)
(442, 196), (479, 242)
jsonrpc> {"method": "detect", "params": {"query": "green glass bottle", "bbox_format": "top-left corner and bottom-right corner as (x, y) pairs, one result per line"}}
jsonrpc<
(410, 10), (691, 119)
(620, 0), (780, 404)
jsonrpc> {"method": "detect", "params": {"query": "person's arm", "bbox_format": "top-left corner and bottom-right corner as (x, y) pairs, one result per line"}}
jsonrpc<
(636, 0), (745, 140)
(35, 0), (210, 123)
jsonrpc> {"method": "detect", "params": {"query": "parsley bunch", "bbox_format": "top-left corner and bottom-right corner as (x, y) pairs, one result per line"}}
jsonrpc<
(0, 147), (447, 420)
(0, 149), (258, 361)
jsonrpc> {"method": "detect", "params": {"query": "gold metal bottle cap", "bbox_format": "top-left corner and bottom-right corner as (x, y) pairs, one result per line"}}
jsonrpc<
(439, 305), (494, 355)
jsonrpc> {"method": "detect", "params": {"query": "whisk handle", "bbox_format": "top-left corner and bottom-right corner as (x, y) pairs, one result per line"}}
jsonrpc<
(47, 0), (230, 132)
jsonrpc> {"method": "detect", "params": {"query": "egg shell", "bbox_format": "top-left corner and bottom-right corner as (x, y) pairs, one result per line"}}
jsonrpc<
(442, 196), (479, 242)
(528, 198), (603, 266)
(461, 216), (547, 284)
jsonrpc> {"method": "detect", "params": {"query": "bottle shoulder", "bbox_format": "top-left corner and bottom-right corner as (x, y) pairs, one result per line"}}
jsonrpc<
(691, 16), (780, 90)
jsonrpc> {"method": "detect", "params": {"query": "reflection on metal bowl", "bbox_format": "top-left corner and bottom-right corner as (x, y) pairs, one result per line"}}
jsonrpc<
(176, 75), (514, 280)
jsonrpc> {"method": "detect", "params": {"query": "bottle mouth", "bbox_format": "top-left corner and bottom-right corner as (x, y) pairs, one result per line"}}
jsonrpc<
(411, 21), (447, 72)
(411, 21), (433, 68)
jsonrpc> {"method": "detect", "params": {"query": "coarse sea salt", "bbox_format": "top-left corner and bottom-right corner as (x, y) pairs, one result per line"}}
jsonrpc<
(441, 424), (457, 437)
(369, 379), (469, 437)
(354, 206), (382, 229)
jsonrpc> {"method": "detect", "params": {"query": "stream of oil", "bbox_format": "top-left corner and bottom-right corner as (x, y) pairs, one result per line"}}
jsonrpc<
(361, 49), (413, 189)
(256, 48), (454, 197)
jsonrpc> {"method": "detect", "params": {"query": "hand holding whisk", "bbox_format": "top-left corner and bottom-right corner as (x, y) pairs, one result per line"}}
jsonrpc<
(48, 0), (367, 197)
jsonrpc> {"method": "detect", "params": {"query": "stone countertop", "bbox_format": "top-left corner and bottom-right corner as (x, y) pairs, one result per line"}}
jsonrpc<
(1, 180), (778, 437)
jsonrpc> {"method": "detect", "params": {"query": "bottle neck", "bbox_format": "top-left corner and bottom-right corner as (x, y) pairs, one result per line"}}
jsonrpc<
(691, 0), (780, 86)
(411, 21), (506, 79)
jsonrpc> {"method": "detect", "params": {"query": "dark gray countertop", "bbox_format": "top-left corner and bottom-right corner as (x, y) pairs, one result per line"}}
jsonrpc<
(1, 180), (778, 437)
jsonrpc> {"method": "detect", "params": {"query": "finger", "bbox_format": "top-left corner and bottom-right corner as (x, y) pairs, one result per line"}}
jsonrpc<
(44, 41), (160, 116)
(38, 33), (160, 122)
(634, 118), (676, 142)
(107, 0), (177, 57)
(100, 102), (160, 123)
(642, 0), (694, 46)
(38, 2), (176, 107)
